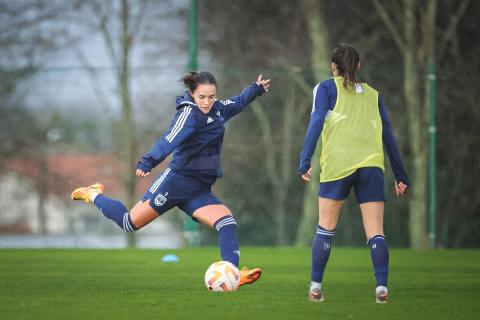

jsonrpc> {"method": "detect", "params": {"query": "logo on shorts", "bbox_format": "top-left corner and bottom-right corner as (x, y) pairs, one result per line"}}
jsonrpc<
(154, 192), (168, 206)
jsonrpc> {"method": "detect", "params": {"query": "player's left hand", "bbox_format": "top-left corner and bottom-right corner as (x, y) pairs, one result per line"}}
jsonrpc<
(395, 181), (408, 196)
(301, 168), (312, 182)
(256, 74), (271, 93)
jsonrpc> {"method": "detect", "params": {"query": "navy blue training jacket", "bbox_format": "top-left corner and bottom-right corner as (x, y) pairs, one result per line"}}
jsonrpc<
(299, 78), (410, 186)
(137, 82), (265, 185)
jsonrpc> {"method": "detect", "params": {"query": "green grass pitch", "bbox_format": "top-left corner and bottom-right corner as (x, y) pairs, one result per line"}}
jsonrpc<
(0, 247), (479, 320)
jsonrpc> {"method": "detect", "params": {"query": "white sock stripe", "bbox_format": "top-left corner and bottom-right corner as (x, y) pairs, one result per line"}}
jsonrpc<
(149, 168), (171, 193)
(316, 229), (334, 233)
(166, 107), (191, 142)
(122, 213), (128, 231)
(215, 220), (235, 229)
(124, 213), (130, 232)
(215, 217), (236, 230)
(215, 217), (236, 226)
(369, 235), (385, 242)
(216, 216), (235, 224)
(316, 227), (335, 234)
(215, 218), (237, 231)
(125, 212), (134, 232)
(316, 230), (335, 236)
(124, 212), (134, 232)
(216, 221), (237, 231)
(165, 107), (189, 141)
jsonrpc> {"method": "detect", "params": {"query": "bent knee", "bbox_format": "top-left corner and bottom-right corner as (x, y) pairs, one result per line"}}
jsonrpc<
(193, 205), (232, 228)
(130, 200), (160, 229)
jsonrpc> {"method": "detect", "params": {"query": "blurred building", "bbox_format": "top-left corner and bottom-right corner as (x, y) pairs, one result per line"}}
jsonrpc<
(0, 154), (182, 248)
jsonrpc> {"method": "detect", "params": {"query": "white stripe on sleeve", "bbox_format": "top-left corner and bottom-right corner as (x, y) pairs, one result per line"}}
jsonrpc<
(166, 107), (192, 142)
(311, 83), (320, 115)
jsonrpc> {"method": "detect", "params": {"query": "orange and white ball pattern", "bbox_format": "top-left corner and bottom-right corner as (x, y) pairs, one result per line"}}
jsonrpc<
(204, 261), (240, 292)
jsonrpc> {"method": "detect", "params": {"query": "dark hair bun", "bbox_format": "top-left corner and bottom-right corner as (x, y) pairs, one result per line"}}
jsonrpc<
(180, 71), (217, 92)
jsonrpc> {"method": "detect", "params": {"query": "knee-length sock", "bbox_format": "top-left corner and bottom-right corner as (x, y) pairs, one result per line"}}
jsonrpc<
(311, 225), (335, 284)
(368, 235), (389, 287)
(93, 194), (137, 232)
(213, 215), (240, 267)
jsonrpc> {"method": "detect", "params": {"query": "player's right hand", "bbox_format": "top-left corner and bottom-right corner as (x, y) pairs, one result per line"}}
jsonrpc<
(136, 169), (150, 177)
(301, 168), (312, 182)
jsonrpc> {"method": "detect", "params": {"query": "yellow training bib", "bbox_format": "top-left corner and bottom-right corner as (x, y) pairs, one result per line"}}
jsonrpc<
(319, 77), (384, 182)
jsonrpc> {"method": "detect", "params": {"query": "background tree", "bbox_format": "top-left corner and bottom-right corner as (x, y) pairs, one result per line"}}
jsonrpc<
(295, 0), (330, 246)
(199, 0), (316, 245)
(1, 0), (478, 247)
(71, 0), (145, 246)
(0, 1), (70, 233)
(371, 0), (471, 249)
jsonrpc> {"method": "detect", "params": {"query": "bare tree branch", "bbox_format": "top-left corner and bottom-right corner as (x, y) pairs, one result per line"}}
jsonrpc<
(281, 85), (296, 182)
(72, 45), (113, 117)
(282, 65), (311, 96)
(438, 0), (470, 61)
(418, 0), (437, 65)
(370, 0), (406, 53)
(130, 0), (148, 40)
(251, 100), (280, 187)
(90, 0), (120, 73)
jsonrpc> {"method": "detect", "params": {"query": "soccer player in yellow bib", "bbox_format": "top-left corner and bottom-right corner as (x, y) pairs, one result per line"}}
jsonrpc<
(299, 44), (410, 303)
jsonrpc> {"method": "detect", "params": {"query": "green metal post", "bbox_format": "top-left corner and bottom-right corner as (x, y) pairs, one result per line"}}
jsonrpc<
(428, 62), (437, 248)
(185, 0), (199, 246)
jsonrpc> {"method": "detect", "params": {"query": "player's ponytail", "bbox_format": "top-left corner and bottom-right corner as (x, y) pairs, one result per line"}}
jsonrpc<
(180, 71), (217, 92)
(331, 44), (360, 89)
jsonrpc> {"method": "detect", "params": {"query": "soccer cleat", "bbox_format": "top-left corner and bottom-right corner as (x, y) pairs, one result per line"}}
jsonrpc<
(308, 287), (324, 302)
(239, 266), (262, 286)
(375, 287), (388, 303)
(71, 183), (105, 203)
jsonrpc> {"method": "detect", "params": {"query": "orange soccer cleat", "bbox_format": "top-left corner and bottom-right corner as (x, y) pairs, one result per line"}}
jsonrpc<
(239, 266), (263, 287)
(71, 183), (105, 203)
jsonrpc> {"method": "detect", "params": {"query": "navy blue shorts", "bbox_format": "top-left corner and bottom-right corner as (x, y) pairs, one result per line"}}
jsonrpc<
(318, 167), (385, 203)
(142, 168), (223, 219)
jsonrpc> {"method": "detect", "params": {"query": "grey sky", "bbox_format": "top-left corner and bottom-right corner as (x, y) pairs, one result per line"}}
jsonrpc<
(19, 0), (205, 126)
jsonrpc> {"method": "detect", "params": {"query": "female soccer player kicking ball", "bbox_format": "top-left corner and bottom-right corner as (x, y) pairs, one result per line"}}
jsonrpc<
(299, 44), (410, 303)
(72, 71), (270, 287)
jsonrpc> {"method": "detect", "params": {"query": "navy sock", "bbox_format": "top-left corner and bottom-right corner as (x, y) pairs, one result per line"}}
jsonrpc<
(311, 225), (335, 283)
(368, 235), (389, 287)
(93, 194), (137, 232)
(214, 216), (240, 267)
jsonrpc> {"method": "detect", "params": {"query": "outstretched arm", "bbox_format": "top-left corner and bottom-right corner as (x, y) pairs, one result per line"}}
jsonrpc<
(136, 106), (197, 176)
(218, 74), (271, 122)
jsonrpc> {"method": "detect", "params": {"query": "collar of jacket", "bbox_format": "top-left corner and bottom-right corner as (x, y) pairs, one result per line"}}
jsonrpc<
(175, 91), (198, 110)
